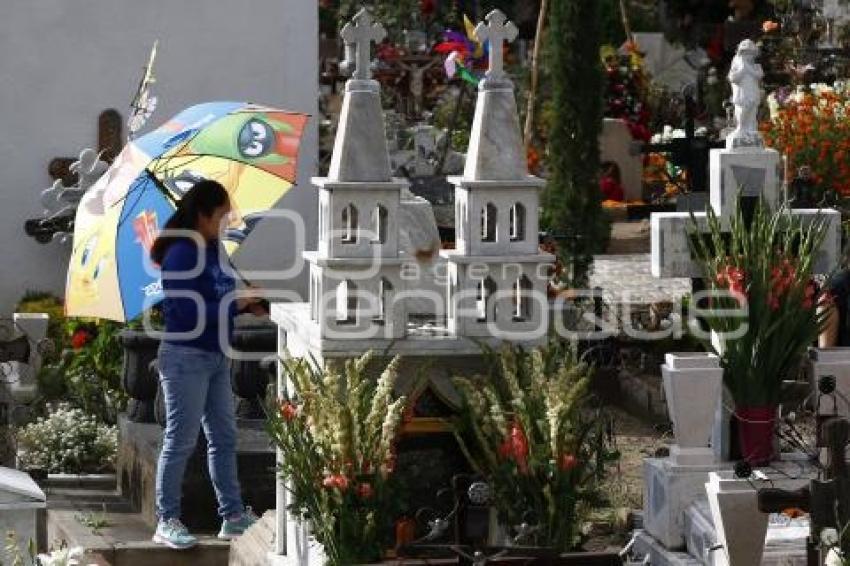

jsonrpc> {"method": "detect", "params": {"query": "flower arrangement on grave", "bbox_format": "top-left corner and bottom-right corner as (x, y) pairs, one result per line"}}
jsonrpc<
(453, 343), (615, 551)
(689, 202), (831, 464)
(16, 404), (118, 474)
(601, 43), (651, 143)
(50, 319), (126, 424)
(762, 82), (850, 197)
(265, 351), (407, 565)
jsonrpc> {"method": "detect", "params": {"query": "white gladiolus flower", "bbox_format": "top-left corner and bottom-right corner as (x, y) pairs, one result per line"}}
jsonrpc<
(822, 527), (840, 547)
(37, 546), (85, 566)
(825, 548), (845, 566)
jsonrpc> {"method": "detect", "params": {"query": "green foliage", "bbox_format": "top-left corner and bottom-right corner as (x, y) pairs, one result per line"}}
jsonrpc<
(16, 404), (118, 474)
(542, 0), (611, 287)
(431, 86), (475, 153)
(334, 0), (443, 41)
(454, 342), (616, 552)
(14, 292), (128, 422)
(3, 531), (36, 566)
(75, 507), (110, 535)
(265, 352), (406, 565)
(53, 320), (126, 424)
(688, 202), (831, 406)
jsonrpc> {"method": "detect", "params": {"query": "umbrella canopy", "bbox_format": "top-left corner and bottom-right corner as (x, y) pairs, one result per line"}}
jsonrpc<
(66, 101), (309, 321)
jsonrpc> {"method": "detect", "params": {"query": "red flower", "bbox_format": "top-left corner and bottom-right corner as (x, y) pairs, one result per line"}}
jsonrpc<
(71, 329), (92, 350)
(559, 453), (579, 471)
(716, 264), (747, 302)
(509, 423), (530, 474)
(768, 293), (781, 311)
(600, 176), (625, 202)
(420, 0), (436, 16)
(498, 437), (512, 460)
(279, 401), (299, 421)
(803, 281), (818, 310)
(356, 482), (374, 500)
(322, 474), (350, 491)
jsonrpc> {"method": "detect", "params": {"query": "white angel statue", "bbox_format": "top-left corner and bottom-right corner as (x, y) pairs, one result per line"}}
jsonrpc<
(727, 39), (764, 149)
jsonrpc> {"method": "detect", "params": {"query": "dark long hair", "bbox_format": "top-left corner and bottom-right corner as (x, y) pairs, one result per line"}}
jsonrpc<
(150, 180), (229, 265)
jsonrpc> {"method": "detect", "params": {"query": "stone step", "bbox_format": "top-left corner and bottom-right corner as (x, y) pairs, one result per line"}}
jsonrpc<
(229, 510), (275, 566)
(45, 487), (134, 513)
(48, 508), (231, 566)
(41, 473), (118, 491)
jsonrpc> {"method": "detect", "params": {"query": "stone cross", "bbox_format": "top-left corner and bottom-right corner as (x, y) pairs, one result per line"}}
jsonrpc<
(474, 9), (518, 81)
(340, 8), (386, 81)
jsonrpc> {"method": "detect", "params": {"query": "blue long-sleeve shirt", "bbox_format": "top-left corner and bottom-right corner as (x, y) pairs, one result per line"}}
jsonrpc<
(161, 238), (236, 352)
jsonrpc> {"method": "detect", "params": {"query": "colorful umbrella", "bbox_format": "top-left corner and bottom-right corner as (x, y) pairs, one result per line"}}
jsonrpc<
(65, 101), (309, 321)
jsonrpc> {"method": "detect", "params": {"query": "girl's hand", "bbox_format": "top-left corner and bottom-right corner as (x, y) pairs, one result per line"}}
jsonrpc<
(236, 285), (264, 312)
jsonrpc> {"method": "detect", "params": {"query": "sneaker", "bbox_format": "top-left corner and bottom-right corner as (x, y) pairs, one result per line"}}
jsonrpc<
(218, 506), (258, 540)
(153, 518), (198, 550)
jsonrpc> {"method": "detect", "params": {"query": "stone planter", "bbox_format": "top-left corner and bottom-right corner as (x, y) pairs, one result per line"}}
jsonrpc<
(661, 352), (723, 465)
(705, 471), (768, 566)
(118, 329), (160, 423)
(151, 325), (278, 425)
(230, 324), (277, 419)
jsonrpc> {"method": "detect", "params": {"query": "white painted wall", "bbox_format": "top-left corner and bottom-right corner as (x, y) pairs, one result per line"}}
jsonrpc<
(0, 0), (319, 314)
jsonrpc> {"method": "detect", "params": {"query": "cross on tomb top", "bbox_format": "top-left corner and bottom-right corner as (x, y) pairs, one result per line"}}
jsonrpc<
(340, 8), (386, 81)
(474, 9), (518, 81)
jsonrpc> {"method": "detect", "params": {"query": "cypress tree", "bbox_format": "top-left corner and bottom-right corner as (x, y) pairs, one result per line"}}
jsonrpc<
(542, 0), (610, 287)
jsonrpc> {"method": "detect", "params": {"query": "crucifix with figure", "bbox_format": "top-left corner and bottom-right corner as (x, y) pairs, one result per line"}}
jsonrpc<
(474, 9), (518, 81)
(340, 8), (386, 81)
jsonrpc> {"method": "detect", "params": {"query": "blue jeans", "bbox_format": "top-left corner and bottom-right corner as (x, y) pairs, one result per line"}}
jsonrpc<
(155, 342), (244, 521)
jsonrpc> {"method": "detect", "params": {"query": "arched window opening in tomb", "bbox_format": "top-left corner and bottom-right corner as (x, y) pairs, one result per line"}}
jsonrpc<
(336, 280), (358, 324)
(514, 275), (533, 321)
(476, 276), (498, 322)
(341, 204), (358, 243)
(375, 277), (393, 324)
(481, 203), (497, 242)
(510, 202), (526, 242)
(373, 204), (388, 244)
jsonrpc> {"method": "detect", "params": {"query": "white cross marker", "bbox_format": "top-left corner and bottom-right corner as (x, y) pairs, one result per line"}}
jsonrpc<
(474, 9), (518, 81)
(340, 8), (386, 81)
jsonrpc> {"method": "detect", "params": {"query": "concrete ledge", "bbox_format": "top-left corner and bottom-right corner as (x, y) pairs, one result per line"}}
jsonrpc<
(48, 508), (230, 566)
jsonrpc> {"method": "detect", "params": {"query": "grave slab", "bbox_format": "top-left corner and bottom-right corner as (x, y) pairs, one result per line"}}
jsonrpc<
(643, 458), (726, 549)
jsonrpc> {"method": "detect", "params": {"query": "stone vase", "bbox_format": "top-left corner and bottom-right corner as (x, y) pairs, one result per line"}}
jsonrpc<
(662, 352), (723, 464)
(230, 324), (276, 419)
(705, 471), (768, 566)
(118, 329), (160, 423)
(12, 313), (48, 345)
